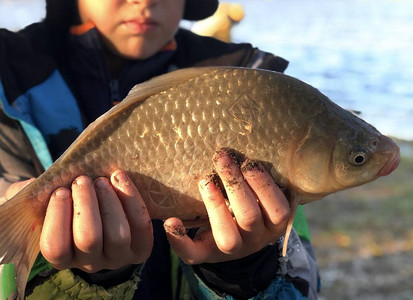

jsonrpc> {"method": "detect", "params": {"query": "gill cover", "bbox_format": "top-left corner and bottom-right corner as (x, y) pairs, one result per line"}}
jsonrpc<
(290, 121), (336, 196)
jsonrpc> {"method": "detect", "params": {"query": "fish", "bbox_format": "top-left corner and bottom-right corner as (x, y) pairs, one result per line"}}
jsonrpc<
(0, 67), (400, 298)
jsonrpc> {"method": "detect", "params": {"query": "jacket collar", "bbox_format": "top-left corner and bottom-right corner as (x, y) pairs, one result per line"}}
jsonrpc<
(62, 22), (177, 125)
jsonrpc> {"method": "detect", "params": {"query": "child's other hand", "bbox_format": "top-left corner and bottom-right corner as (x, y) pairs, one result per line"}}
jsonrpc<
(164, 150), (291, 264)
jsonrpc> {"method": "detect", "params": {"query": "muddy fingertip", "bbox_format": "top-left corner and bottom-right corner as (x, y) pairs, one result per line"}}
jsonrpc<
(213, 148), (245, 166)
(164, 218), (187, 237)
(241, 159), (264, 173)
(198, 173), (216, 189)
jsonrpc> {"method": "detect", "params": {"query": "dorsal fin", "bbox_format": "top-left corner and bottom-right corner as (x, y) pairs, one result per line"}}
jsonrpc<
(58, 67), (219, 162)
(120, 67), (218, 112)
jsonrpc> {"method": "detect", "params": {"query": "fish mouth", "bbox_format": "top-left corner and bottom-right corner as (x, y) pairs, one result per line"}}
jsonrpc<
(377, 152), (400, 177)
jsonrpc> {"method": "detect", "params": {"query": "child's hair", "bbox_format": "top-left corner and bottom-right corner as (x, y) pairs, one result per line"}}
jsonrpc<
(184, 0), (219, 21)
(44, 0), (219, 32)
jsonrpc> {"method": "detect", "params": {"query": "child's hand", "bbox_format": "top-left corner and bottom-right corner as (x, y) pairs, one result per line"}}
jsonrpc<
(39, 170), (153, 272)
(3, 178), (35, 202)
(164, 150), (291, 264)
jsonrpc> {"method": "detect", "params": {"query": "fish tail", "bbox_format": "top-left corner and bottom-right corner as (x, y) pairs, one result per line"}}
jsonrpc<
(0, 190), (42, 299)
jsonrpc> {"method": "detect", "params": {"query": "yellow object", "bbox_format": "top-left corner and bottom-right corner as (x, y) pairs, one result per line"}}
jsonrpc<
(191, 2), (245, 42)
(228, 3), (245, 22)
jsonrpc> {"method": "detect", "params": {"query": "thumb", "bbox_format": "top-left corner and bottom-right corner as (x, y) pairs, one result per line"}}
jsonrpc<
(163, 217), (213, 265)
(5, 178), (35, 200)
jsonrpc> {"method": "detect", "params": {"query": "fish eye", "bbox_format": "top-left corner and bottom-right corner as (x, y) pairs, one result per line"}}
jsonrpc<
(349, 147), (368, 166)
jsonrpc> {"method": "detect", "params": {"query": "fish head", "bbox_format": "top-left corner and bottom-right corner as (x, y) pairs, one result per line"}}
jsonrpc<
(330, 117), (400, 190)
(289, 108), (400, 200)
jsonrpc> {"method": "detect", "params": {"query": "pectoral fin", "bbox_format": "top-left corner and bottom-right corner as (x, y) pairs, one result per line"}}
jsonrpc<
(282, 193), (301, 257)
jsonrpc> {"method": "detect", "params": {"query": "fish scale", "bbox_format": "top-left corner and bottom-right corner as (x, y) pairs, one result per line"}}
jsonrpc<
(0, 67), (400, 299)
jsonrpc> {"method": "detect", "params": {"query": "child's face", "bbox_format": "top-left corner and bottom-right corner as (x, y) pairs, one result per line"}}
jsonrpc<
(78, 0), (185, 59)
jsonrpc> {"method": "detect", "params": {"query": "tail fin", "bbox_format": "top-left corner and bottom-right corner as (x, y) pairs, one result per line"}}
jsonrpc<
(0, 190), (42, 300)
(282, 194), (301, 257)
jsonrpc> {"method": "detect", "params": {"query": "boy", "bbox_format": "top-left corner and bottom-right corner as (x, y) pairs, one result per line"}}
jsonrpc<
(0, 0), (318, 298)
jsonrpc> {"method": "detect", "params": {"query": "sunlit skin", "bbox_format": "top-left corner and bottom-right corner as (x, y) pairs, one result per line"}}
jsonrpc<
(5, 0), (291, 273)
(7, 152), (290, 271)
(77, 0), (184, 74)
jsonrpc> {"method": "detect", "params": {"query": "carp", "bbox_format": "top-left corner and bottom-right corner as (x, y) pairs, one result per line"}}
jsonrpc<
(0, 67), (400, 298)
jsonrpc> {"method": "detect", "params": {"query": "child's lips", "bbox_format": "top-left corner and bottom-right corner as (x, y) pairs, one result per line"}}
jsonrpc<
(123, 18), (159, 34)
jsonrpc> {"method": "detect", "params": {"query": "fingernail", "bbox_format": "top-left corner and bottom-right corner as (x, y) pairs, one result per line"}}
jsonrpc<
(198, 178), (208, 189)
(94, 177), (109, 189)
(164, 223), (187, 237)
(241, 160), (264, 173)
(213, 148), (245, 166)
(199, 174), (214, 188)
(73, 176), (91, 186)
(114, 171), (129, 184)
(54, 188), (69, 199)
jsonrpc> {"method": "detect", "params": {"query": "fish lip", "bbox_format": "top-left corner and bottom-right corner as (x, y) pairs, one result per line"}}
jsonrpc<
(377, 152), (400, 177)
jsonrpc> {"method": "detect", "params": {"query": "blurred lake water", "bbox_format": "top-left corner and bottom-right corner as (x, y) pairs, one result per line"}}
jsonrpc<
(1, 0), (412, 140)
(225, 0), (413, 141)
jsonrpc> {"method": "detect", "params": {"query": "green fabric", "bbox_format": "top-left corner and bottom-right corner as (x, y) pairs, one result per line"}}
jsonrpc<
(171, 249), (179, 299)
(1, 254), (53, 300)
(28, 254), (54, 282)
(1, 264), (16, 300)
(1, 260), (140, 300)
(26, 267), (141, 300)
(171, 250), (191, 300)
(293, 205), (312, 242)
